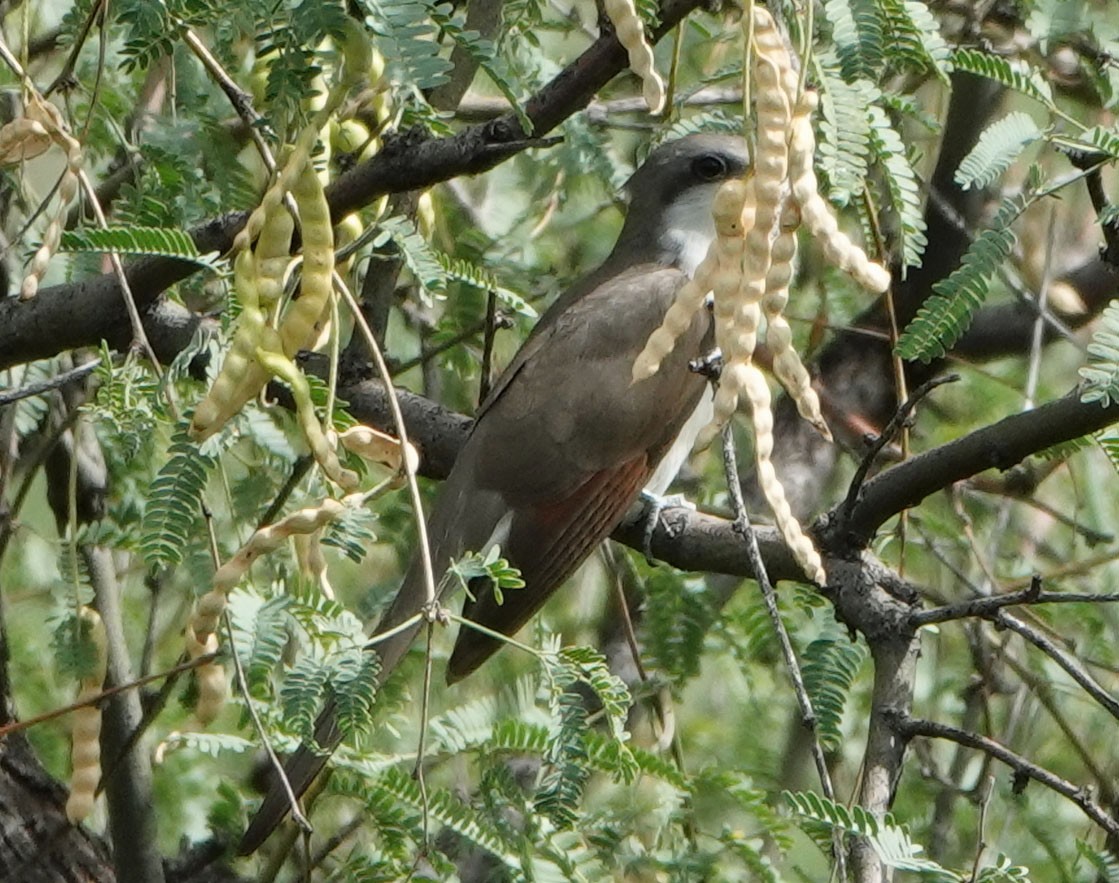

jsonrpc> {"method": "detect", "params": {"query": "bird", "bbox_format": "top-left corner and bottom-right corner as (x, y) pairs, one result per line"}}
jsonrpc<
(239, 134), (750, 853)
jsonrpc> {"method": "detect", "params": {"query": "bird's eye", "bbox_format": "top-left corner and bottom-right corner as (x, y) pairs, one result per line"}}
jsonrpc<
(692, 154), (728, 181)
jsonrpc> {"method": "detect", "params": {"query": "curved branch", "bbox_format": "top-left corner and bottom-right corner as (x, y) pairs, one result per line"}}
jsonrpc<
(826, 390), (1119, 549)
(894, 713), (1119, 838)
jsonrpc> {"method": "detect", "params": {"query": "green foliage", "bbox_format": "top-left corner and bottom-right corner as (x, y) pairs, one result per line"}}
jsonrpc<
(954, 112), (1046, 191)
(641, 569), (719, 684)
(1077, 842), (1119, 882)
(868, 104), (928, 269)
(59, 226), (221, 267)
(321, 504), (380, 563)
(361, 0), (454, 91)
(280, 652), (330, 741)
(376, 214), (448, 298)
(950, 48), (1056, 110)
(877, 0), (952, 82)
(245, 595), (292, 696)
(799, 627), (865, 752)
(84, 345), (162, 460)
(50, 608), (101, 682)
(823, 0), (884, 81)
(450, 547), (526, 607)
(813, 56), (879, 203)
(140, 430), (214, 571)
(1080, 300), (1119, 406)
(428, 2), (530, 134)
(897, 191), (1028, 361)
(330, 645), (382, 739)
(438, 253), (538, 317)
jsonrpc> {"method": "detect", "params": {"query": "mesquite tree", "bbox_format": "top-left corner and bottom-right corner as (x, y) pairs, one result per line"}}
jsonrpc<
(2, 0), (1119, 881)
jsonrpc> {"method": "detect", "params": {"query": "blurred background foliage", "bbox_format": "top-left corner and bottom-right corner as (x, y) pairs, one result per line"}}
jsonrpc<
(3, 0), (1119, 880)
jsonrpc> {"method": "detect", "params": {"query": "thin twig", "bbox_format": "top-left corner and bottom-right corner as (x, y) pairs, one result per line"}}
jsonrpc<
(392, 311), (512, 377)
(968, 775), (994, 882)
(479, 287), (500, 404)
(894, 713), (1119, 837)
(0, 357), (101, 406)
(43, 0), (105, 96)
(333, 270), (438, 606)
(223, 611), (313, 837)
(181, 27), (274, 166)
(993, 608), (1119, 721)
(414, 621), (436, 846)
(719, 422), (846, 880)
(257, 456), (314, 527)
(912, 583), (1119, 626)
(0, 652), (217, 738)
(841, 374), (959, 523)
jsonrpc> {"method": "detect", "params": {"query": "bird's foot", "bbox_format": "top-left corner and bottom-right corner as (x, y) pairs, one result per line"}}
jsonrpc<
(638, 491), (694, 565)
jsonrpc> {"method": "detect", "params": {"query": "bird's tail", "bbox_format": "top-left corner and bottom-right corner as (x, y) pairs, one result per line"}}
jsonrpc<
(237, 563), (431, 853)
(237, 699), (341, 854)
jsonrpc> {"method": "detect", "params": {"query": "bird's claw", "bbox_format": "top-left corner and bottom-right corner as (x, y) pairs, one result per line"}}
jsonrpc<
(639, 490), (695, 564)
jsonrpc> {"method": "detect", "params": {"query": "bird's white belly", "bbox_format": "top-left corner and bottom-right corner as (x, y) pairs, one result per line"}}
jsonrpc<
(644, 385), (715, 495)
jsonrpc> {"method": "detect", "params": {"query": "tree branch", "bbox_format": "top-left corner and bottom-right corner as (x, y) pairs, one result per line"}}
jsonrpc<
(894, 713), (1119, 838)
(827, 390), (1119, 550)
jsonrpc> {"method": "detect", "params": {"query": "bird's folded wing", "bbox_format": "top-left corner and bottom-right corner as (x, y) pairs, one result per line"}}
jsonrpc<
(446, 452), (652, 681)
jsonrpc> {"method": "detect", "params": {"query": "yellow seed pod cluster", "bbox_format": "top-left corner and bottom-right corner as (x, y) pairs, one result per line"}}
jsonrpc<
(632, 6), (897, 585)
(189, 151), (360, 488)
(66, 607), (107, 824)
(604, 0), (665, 114)
(0, 95), (85, 300)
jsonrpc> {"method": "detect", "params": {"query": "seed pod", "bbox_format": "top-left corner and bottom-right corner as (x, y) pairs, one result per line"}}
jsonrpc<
(339, 424), (419, 476)
(254, 204), (295, 308)
(66, 607), (107, 824)
(278, 157), (336, 358)
(188, 251), (278, 440)
(604, 0), (665, 113)
(185, 626), (228, 726)
(17, 97), (84, 301)
(741, 364), (826, 584)
(788, 92), (890, 293)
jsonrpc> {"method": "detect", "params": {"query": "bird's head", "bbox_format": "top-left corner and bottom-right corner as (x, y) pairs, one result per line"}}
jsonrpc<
(618, 134), (750, 275)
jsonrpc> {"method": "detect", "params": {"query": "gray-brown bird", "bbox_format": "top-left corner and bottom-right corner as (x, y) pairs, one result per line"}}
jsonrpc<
(240, 134), (749, 852)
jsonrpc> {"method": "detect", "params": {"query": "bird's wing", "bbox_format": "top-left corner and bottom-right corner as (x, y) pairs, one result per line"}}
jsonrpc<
(445, 264), (711, 680)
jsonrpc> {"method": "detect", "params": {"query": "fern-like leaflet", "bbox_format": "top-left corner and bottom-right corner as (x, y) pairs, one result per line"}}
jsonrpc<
(868, 105), (928, 270)
(1080, 300), (1119, 407)
(878, 0), (952, 82)
(59, 225), (220, 267)
(376, 214), (447, 298)
(280, 653), (329, 742)
(823, 0), (884, 81)
(438, 253), (538, 317)
(800, 629), (865, 752)
(897, 192), (1028, 362)
(140, 430), (214, 570)
(813, 56), (878, 203)
(954, 111), (1045, 191)
(950, 48), (1055, 110)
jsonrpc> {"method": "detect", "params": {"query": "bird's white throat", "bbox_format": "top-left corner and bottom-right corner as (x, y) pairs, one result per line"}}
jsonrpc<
(659, 181), (721, 277)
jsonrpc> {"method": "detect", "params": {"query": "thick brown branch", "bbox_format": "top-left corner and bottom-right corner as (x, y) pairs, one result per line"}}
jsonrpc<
(826, 390), (1119, 549)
